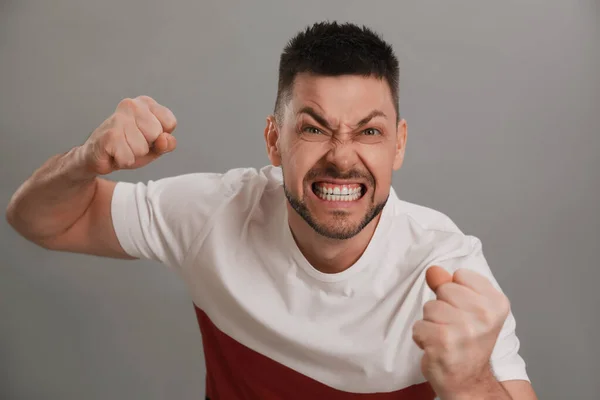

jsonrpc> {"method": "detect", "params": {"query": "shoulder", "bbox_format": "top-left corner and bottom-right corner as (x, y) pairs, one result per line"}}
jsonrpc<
(152, 165), (284, 220)
(111, 166), (284, 239)
(388, 189), (464, 235)
(385, 189), (485, 271)
(119, 165), (282, 202)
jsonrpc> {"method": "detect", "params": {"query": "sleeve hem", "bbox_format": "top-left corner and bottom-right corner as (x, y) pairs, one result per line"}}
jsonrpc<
(111, 181), (140, 258)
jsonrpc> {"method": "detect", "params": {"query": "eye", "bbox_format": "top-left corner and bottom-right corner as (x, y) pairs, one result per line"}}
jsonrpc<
(363, 128), (381, 136)
(303, 126), (323, 135)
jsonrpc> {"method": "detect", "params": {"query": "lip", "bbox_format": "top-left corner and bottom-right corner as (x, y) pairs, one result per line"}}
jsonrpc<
(309, 183), (367, 209)
(312, 179), (367, 186)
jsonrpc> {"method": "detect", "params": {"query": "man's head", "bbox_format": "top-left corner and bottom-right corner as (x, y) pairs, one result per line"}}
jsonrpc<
(265, 21), (407, 240)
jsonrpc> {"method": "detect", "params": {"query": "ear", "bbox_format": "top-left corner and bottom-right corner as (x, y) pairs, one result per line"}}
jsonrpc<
(392, 118), (407, 171)
(264, 115), (282, 166)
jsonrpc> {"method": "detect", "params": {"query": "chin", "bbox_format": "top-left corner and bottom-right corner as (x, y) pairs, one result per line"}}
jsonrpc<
(304, 210), (369, 240)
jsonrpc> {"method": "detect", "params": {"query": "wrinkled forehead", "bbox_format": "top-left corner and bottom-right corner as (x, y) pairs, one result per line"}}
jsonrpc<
(284, 73), (396, 125)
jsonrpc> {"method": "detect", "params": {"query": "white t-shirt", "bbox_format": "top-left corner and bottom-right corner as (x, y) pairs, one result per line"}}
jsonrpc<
(111, 165), (529, 399)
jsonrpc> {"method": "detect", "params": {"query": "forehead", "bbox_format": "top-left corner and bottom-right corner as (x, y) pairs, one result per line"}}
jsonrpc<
(288, 73), (395, 119)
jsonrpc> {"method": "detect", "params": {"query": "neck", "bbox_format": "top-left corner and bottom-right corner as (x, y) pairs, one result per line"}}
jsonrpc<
(286, 206), (382, 274)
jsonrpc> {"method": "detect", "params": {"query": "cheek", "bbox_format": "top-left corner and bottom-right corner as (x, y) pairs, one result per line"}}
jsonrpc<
(360, 147), (395, 188)
(283, 142), (327, 189)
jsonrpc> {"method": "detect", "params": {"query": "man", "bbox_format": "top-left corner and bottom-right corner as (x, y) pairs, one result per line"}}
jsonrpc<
(6, 22), (537, 399)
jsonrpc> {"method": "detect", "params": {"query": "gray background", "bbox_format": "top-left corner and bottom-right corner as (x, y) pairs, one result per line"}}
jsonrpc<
(1, 1), (598, 399)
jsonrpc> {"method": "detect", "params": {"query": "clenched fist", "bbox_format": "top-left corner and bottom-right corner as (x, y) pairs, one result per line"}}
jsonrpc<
(81, 96), (177, 175)
(413, 266), (511, 399)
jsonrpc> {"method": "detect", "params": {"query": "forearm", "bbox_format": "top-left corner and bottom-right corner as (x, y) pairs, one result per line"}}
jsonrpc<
(6, 146), (98, 242)
(439, 369), (511, 400)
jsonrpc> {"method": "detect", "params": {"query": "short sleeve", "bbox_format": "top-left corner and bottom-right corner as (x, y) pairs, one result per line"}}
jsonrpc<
(110, 168), (255, 270)
(434, 236), (531, 383)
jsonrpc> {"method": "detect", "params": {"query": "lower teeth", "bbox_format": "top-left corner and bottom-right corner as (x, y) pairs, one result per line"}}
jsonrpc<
(316, 190), (362, 201)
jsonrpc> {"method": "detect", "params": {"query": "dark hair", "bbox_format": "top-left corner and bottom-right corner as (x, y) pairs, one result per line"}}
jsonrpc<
(274, 21), (400, 123)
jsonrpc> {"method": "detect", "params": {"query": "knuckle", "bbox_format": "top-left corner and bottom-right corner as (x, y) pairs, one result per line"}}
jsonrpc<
(118, 97), (136, 110)
(100, 131), (120, 151)
(136, 95), (155, 104)
(423, 300), (437, 315)
(453, 268), (469, 282)
(479, 308), (496, 326)
(104, 127), (119, 140)
(484, 295), (510, 323)
(436, 283), (451, 299)
(106, 113), (127, 130)
(437, 326), (452, 349)
(103, 114), (120, 128)
(461, 319), (478, 340)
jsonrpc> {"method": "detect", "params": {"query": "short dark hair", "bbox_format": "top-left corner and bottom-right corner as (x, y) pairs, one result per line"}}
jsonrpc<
(274, 21), (400, 123)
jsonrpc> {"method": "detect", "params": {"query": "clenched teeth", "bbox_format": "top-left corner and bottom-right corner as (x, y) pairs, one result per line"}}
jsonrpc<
(313, 183), (365, 202)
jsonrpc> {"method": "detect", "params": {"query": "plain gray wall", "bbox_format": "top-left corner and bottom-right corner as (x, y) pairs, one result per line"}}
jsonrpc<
(1, 1), (598, 399)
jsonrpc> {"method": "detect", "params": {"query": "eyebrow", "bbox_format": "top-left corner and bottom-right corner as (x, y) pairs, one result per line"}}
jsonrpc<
(356, 110), (388, 127)
(297, 106), (388, 130)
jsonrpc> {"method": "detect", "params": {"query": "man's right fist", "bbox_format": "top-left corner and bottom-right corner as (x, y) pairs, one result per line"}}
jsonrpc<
(81, 96), (177, 175)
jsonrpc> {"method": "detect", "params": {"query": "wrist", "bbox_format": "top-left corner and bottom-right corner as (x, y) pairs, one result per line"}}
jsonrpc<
(65, 145), (97, 182)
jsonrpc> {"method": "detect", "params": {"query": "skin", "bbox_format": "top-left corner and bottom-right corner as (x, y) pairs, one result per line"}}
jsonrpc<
(264, 73), (537, 399)
(265, 72), (406, 274)
(5, 96), (177, 256)
(418, 267), (538, 399)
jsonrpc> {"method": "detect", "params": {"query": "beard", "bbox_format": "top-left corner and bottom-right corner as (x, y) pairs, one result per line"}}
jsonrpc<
(282, 165), (388, 240)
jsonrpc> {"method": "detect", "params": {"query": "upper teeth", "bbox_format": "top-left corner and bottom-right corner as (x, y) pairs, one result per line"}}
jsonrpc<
(317, 185), (361, 195)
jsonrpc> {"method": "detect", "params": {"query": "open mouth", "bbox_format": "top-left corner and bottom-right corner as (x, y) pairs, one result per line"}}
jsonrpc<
(311, 182), (367, 202)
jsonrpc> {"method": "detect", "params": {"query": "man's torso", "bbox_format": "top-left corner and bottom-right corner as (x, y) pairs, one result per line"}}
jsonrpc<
(178, 167), (471, 397)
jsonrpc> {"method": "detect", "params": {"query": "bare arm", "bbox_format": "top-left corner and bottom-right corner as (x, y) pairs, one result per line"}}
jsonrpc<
(502, 380), (538, 400)
(6, 95), (177, 258)
(5, 146), (130, 258)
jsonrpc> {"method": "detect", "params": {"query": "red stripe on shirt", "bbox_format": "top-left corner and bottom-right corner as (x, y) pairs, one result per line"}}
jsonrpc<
(194, 306), (435, 399)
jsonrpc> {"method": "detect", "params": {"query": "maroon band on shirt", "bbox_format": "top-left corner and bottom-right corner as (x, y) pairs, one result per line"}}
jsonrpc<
(195, 306), (436, 399)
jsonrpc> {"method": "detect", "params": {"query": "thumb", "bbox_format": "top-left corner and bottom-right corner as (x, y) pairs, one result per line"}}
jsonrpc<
(152, 132), (177, 154)
(425, 265), (452, 293)
(129, 133), (176, 169)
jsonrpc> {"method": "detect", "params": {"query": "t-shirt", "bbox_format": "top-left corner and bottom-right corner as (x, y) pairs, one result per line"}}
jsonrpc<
(111, 165), (530, 399)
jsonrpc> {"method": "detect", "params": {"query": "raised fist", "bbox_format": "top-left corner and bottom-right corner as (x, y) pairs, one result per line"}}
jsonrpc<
(81, 95), (177, 175)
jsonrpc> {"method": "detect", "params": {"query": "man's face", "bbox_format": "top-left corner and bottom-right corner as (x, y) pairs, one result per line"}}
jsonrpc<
(265, 73), (406, 240)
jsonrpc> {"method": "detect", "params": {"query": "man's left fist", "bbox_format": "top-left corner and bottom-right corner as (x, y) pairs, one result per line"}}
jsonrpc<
(412, 266), (510, 398)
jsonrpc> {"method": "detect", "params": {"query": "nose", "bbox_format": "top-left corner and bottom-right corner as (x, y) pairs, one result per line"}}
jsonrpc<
(324, 138), (359, 172)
